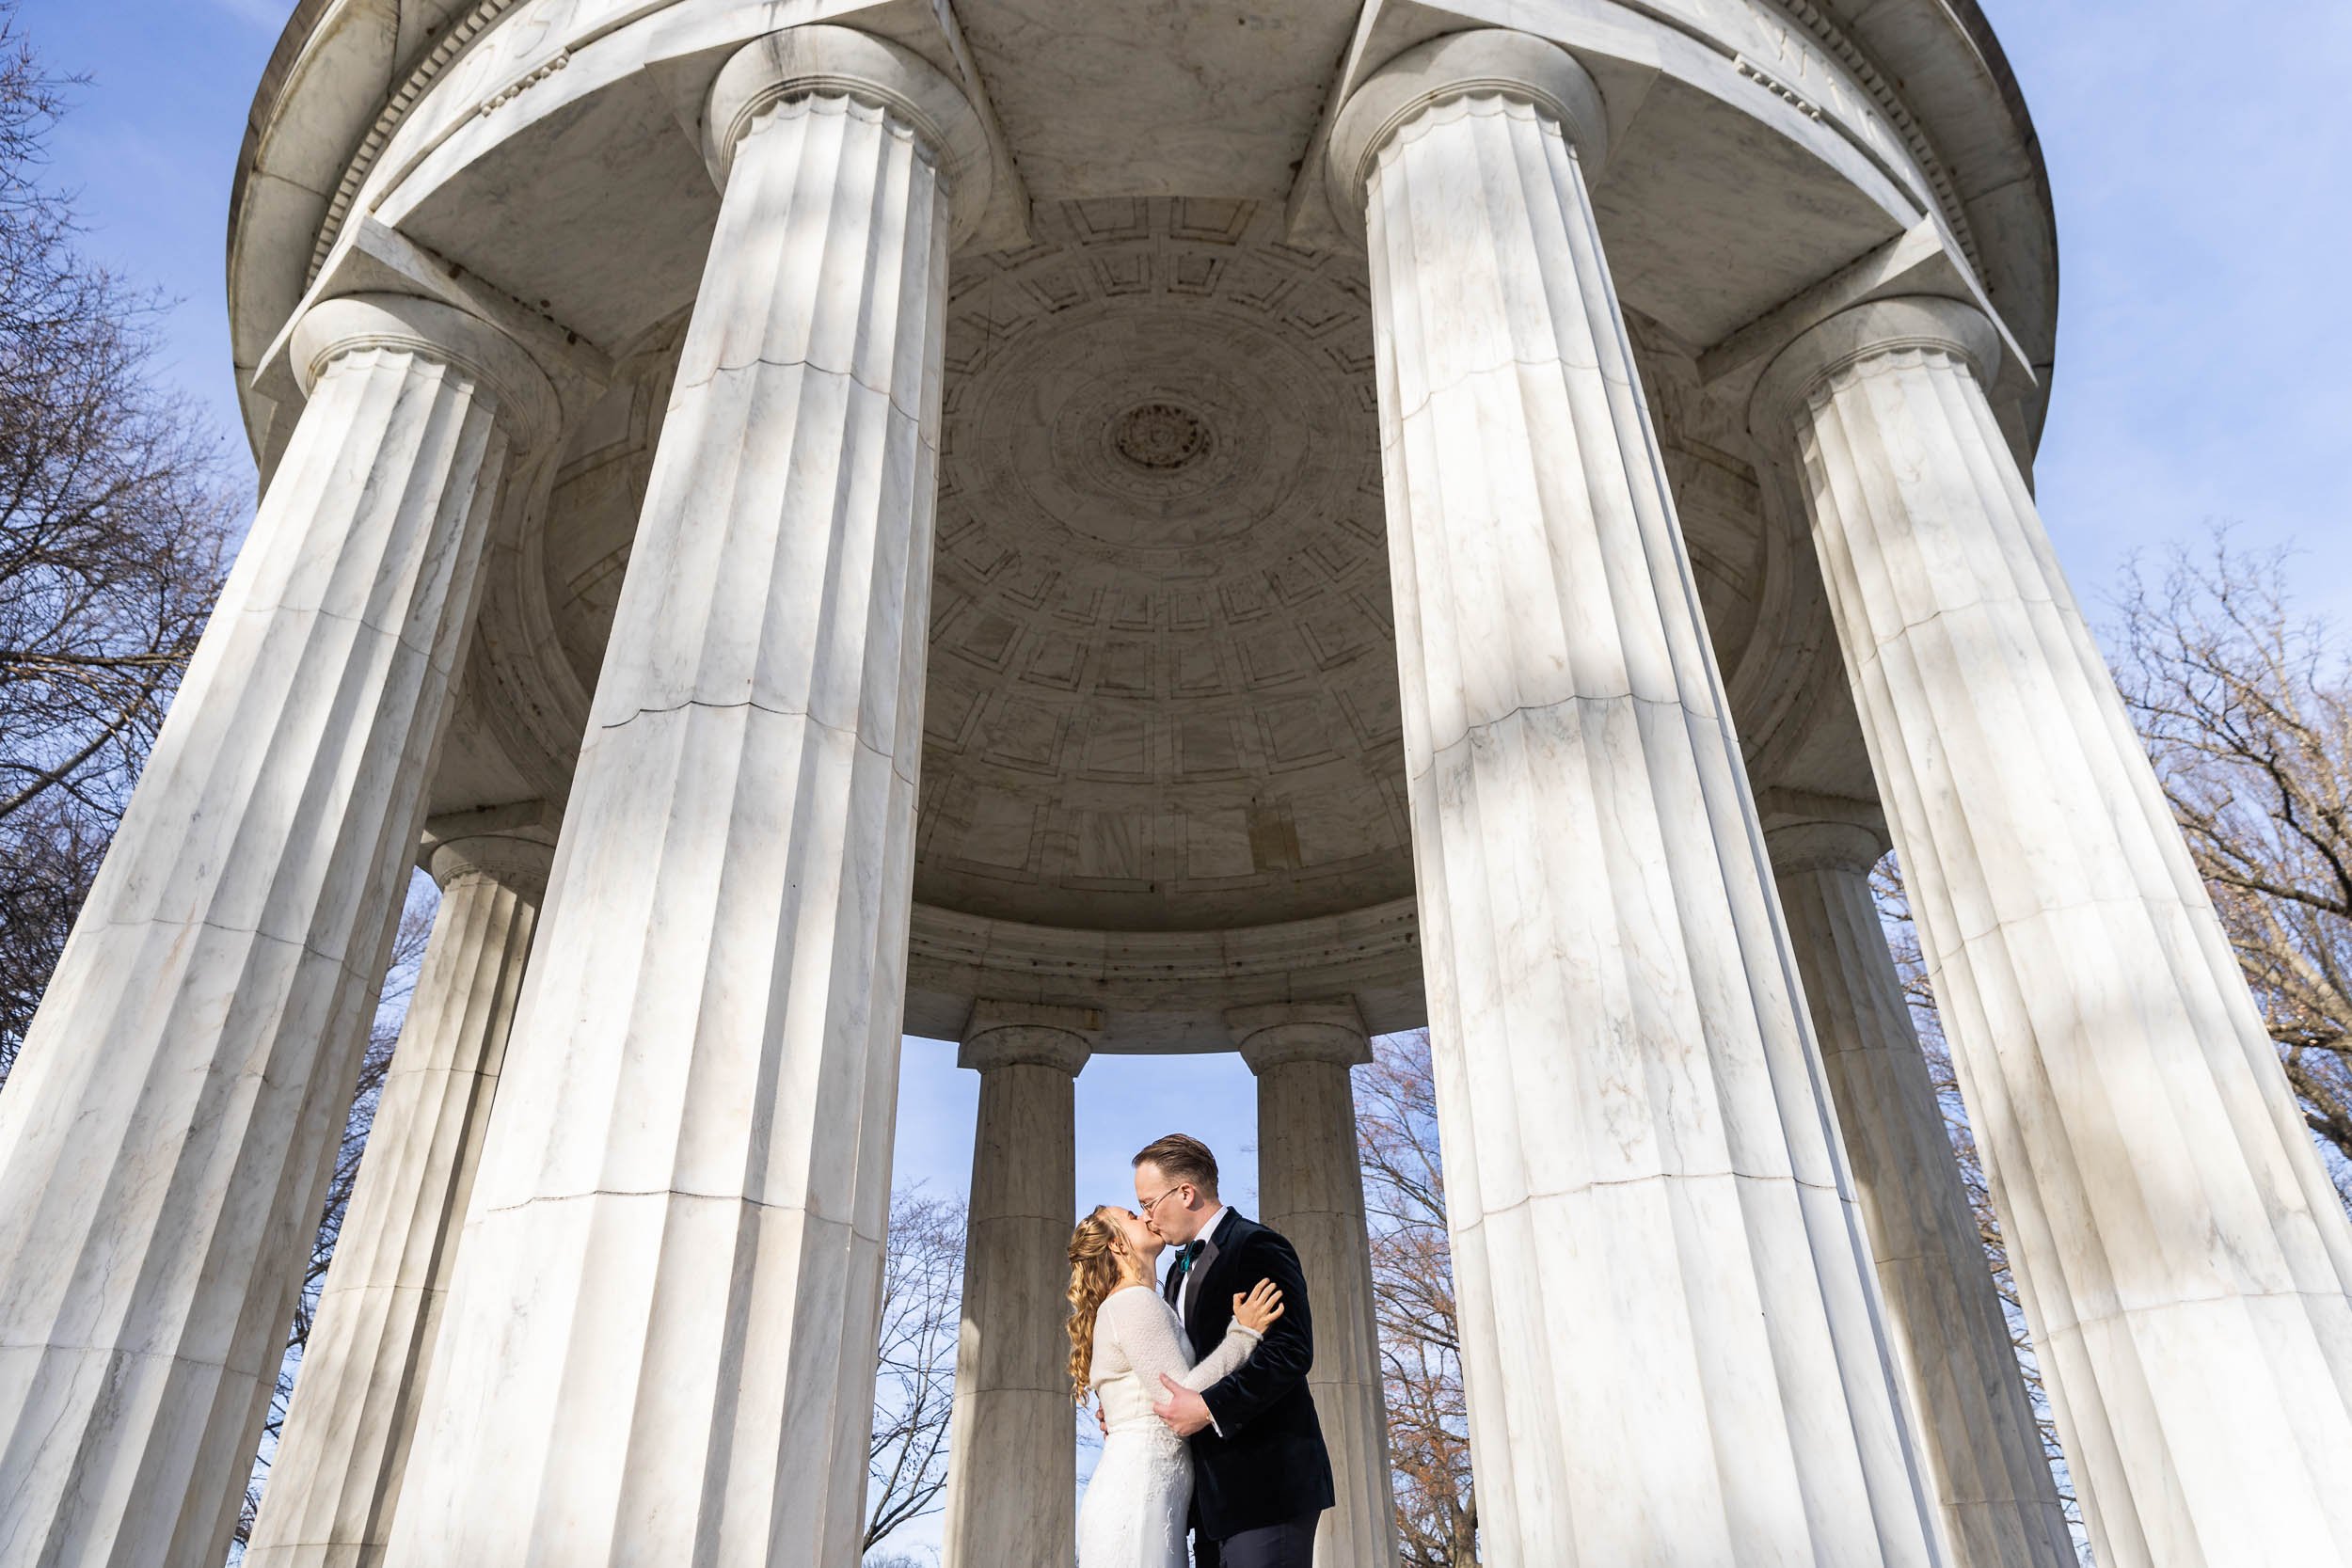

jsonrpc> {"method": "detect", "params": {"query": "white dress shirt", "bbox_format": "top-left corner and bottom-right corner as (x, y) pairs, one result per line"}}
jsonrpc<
(1177, 1203), (1227, 1321)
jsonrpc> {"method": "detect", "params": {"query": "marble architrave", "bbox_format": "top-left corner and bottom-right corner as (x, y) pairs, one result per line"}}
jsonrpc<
(378, 28), (991, 1567)
(1229, 1002), (1399, 1568)
(245, 824), (553, 1568)
(1767, 819), (2074, 1568)
(940, 1001), (1095, 1568)
(1756, 295), (2352, 1568)
(0, 294), (548, 1568)
(1327, 30), (1940, 1566)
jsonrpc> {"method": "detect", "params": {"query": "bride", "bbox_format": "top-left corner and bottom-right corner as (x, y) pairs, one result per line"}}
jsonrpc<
(1068, 1204), (1283, 1568)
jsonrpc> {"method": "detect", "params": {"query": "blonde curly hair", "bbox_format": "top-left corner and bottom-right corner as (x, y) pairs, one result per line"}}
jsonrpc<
(1066, 1207), (1126, 1403)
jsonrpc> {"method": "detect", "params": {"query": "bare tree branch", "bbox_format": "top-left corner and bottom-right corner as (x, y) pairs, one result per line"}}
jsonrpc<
(0, 0), (238, 1078)
(1359, 1031), (1477, 1568)
(2111, 531), (2352, 1192)
(866, 1188), (966, 1552)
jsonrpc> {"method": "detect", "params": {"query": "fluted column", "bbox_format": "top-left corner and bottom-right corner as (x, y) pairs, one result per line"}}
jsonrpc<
(381, 28), (990, 1567)
(1767, 819), (2074, 1568)
(1229, 1002), (1397, 1568)
(246, 818), (554, 1568)
(1327, 31), (1940, 1565)
(0, 293), (551, 1568)
(941, 1001), (1093, 1568)
(1755, 295), (2352, 1567)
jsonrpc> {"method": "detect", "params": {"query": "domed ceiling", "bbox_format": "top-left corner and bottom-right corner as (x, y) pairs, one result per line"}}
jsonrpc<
(533, 198), (1790, 938)
(916, 198), (1408, 931)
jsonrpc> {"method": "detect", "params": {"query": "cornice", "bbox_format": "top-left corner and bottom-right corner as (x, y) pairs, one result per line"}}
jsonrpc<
(306, 0), (522, 290)
(1757, 0), (1982, 279)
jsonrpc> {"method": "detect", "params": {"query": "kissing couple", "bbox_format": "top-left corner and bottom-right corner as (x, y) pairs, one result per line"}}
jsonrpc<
(1067, 1134), (1335, 1567)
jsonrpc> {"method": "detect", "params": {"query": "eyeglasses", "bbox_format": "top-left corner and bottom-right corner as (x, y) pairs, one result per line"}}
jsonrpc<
(1136, 1183), (1189, 1216)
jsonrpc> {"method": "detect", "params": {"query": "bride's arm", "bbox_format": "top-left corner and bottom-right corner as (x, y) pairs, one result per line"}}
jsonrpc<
(1180, 1313), (1264, 1390)
(1103, 1289), (1261, 1393)
(1089, 1296), (1131, 1387)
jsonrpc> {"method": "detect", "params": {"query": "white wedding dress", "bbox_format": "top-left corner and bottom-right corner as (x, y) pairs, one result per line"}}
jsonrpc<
(1077, 1284), (1263, 1568)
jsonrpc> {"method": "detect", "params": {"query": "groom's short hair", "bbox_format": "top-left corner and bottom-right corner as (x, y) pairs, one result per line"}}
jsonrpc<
(1133, 1133), (1219, 1200)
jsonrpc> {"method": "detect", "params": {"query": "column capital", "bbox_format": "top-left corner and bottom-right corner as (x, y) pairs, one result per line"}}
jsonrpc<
(704, 25), (993, 245)
(1762, 819), (1889, 879)
(292, 293), (559, 455)
(421, 835), (555, 898)
(1749, 294), (2001, 437)
(421, 802), (560, 895)
(1227, 1000), (1371, 1073)
(958, 999), (1098, 1076)
(1326, 29), (1607, 232)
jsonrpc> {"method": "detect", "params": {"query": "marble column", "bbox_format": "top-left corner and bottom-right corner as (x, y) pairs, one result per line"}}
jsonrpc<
(245, 818), (555, 1568)
(1327, 31), (1940, 1564)
(1755, 295), (2352, 1567)
(1767, 819), (2074, 1568)
(380, 28), (991, 1567)
(1229, 1002), (1398, 1568)
(941, 1001), (1094, 1568)
(0, 293), (551, 1568)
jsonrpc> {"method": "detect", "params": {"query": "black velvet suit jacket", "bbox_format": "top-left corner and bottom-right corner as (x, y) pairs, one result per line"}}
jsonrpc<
(1165, 1210), (1336, 1540)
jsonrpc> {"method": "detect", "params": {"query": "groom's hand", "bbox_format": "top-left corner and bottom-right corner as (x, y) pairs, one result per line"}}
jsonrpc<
(1153, 1374), (1213, 1437)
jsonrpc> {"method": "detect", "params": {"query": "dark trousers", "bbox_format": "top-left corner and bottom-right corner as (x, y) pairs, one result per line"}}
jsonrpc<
(1195, 1512), (1320, 1568)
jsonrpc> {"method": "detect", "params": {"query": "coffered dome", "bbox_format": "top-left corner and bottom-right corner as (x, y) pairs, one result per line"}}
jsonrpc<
(915, 198), (1407, 931)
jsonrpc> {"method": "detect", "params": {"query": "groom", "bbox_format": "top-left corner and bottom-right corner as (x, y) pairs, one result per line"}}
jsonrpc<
(1135, 1133), (1334, 1567)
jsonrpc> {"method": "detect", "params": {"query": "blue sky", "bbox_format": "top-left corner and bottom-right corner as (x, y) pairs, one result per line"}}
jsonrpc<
(24, 1), (2351, 1559)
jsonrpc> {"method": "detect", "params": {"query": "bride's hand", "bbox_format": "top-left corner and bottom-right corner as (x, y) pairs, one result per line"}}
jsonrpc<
(1232, 1278), (1284, 1333)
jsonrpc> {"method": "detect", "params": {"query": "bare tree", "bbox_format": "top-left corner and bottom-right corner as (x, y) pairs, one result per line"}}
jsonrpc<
(866, 1188), (966, 1553)
(0, 0), (236, 1079)
(0, 795), (101, 1077)
(2111, 534), (2352, 1189)
(1358, 1031), (1476, 1567)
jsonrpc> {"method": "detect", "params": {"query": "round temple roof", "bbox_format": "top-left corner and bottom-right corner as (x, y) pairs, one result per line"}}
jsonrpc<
(229, 0), (2057, 458)
(223, 0), (2058, 1035)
